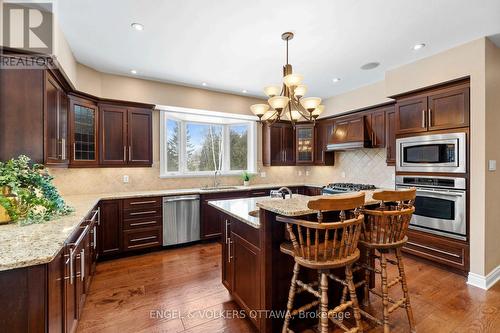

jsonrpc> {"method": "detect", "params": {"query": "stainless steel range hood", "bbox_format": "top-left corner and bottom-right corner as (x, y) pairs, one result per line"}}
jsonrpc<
(326, 141), (370, 151)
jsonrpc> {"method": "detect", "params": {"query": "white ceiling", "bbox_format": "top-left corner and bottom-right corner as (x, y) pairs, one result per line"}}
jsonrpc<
(57, 0), (500, 99)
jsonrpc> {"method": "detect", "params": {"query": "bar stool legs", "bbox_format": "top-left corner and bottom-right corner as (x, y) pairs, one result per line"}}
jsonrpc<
(360, 248), (416, 333)
(283, 262), (300, 333)
(395, 248), (416, 333)
(282, 264), (364, 333)
(319, 271), (329, 333)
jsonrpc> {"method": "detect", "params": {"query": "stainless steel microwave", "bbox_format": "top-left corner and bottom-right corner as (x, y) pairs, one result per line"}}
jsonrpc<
(396, 132), (466, 173)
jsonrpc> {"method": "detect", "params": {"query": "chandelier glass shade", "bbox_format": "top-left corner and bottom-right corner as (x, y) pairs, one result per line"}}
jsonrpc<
(250, 32), (325, 126)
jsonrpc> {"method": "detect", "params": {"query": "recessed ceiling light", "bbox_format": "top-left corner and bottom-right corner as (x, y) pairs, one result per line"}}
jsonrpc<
(332, 78), (341, 83)
(242, 89), (247, 93)
(202, 82), (207, 86)
(131, 23), (144, 31)
(413, 43), (426, 51)
(130, 69), (137, 74)
(360, 62), (380, 70)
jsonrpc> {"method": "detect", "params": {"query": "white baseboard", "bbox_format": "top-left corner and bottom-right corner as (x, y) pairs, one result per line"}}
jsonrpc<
(467, 265), (500, 290)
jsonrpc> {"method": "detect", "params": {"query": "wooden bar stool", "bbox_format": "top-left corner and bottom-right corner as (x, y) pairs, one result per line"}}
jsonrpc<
(357, 189), (416, 333)
(277, 193), (366, 333)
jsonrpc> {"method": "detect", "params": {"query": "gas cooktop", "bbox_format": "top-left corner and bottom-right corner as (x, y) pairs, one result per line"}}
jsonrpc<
(322, 183), (376, 195)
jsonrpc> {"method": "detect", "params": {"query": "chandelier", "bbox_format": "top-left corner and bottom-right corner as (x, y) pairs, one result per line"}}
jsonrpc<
(250, 32), (324, 126)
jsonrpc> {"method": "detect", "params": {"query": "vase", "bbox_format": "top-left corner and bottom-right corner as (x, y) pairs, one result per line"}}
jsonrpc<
(0, 186), (14, 225)
(243, 180), (250, 186)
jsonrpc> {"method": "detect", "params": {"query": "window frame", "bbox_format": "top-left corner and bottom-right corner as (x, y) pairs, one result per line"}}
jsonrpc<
(160, 108), (257, 178)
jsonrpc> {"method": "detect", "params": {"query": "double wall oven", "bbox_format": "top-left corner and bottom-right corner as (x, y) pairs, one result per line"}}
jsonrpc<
(396, 132), (467, 241)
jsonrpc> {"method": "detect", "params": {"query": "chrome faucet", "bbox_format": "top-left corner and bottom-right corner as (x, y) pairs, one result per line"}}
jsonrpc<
(270, 187), (293, 199)
(213, 170), (221, 188)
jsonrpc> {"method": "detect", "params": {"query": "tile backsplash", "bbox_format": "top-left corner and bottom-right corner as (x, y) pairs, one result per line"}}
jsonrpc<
(307, 148), (395, 188)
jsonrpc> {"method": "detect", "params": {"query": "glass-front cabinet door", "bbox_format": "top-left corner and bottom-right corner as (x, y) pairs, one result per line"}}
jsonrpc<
(296, 124), (314, 165)
(69, 96), (99, 166)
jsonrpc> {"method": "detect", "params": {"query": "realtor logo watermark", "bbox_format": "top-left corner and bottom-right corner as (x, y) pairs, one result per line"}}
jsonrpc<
(1, 1), (54, 69)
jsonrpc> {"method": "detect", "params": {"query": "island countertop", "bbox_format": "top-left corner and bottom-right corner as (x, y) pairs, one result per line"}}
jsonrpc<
(209, 191), (381, 230)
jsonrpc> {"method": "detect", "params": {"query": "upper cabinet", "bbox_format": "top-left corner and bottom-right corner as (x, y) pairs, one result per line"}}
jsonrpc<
(262, 122), (295, 166)
(295, 124), (314, 165)
(314, 119), (335, 166)
(395, 81), (469, 135)
(45, 72), (69, 166)
(99, 105), (153, 166)
(69, 95), (99, 167)
(365, 108), (386, 148)
(385, 106), (396, 165)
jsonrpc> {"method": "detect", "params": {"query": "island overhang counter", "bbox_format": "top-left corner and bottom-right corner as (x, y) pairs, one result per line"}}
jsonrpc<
(208, 192), (379, 333)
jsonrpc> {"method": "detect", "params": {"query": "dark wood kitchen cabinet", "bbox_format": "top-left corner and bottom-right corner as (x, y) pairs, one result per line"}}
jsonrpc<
(385, 107), (396, 165)
(48, 248), (65, 333)
(365, 108), (386, 148)
(295, 124), (314, 165)
(99, 104), (128, 165)
(395, 80), (469, 135)
(99, 200), (122, 257)
(69, 95), (99, 167)
(262, 122), (295, 166)
(45, 72), (69, 166)
(200, 191), (247, 239)
(0, 66), (69, 165)
(220, 211), (262, 329)
(100, 105), (153, 166)
(314, 119), (335, 166)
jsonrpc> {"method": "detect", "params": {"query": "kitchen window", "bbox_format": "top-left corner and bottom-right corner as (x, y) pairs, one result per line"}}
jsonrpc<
(160, 107), (257, 177)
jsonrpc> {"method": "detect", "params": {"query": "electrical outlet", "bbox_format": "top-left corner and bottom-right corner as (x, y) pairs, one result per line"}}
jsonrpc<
(298, 170), (303, 176)
(341, 171), (346, 178)
(260, 171), (267, 178)
(305, 169), (310, 176)
(123, 175), (129, 183)
(489, 160), (497, 171)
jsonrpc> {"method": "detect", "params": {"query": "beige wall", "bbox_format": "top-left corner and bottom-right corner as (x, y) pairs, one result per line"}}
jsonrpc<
(485, 39), (500, 274)
(322, 81), (392, 117)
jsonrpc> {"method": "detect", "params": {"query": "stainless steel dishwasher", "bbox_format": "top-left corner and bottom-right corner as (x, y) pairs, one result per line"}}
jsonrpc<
(162, 195), (200, 246)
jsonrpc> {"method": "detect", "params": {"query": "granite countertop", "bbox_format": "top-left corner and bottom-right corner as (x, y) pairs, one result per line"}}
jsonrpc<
(257, 190), (380, 216)
(209, 190), (381, 229)
(0, 183), (324, 271)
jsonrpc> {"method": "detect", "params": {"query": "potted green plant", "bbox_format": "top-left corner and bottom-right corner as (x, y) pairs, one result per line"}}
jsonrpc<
(241, 171), (253, 186)
(0, 155), (73, 225)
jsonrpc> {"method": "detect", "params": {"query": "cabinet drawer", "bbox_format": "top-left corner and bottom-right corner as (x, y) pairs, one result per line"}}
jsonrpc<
(123, 227), (162, 251)
(123, 197), (162, 209)
(248, 189), (270, 197)
(403, 229), (468, 273)
(123, 206), (162, 220)
(123, 216), (162, 230)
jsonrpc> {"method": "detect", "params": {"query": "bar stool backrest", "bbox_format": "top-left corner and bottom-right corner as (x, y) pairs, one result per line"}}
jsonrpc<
(361, 189), (416, 246)
(277, 193), (366, 263)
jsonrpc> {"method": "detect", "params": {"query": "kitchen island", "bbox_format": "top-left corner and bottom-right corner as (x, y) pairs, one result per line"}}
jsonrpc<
(209, 192), (379, 333)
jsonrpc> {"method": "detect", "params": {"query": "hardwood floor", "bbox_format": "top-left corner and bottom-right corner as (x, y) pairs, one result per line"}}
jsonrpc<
(77, 243), (500, 333)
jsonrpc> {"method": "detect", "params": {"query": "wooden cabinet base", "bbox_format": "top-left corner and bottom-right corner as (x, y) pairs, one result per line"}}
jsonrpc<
(402, 229), (469, 275)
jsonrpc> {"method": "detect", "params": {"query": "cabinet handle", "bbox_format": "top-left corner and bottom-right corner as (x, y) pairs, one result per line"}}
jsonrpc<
(228, 239), (233, 263)
(69, 248), (74, 285)
(93, 225), (97, 250)
(123, 146), (127, 161)
(129, 200), (157, 205)
(225, 219), (231, 244)
(406, 241), (461, 258)
(73, 142), (76, 161)
(130, 235), (157, 242)
(421, 109), (426, 128)
(80, 248), (85, 281)
(129, 210), (157, 216)
(129, 145), (132, 161)
(97, 207), (100, 226)
(129, 220), (157, 227)
(428, 108), (432, 127)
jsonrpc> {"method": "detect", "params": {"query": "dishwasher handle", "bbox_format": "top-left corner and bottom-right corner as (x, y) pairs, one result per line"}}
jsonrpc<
(163, 195), (200, 203)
